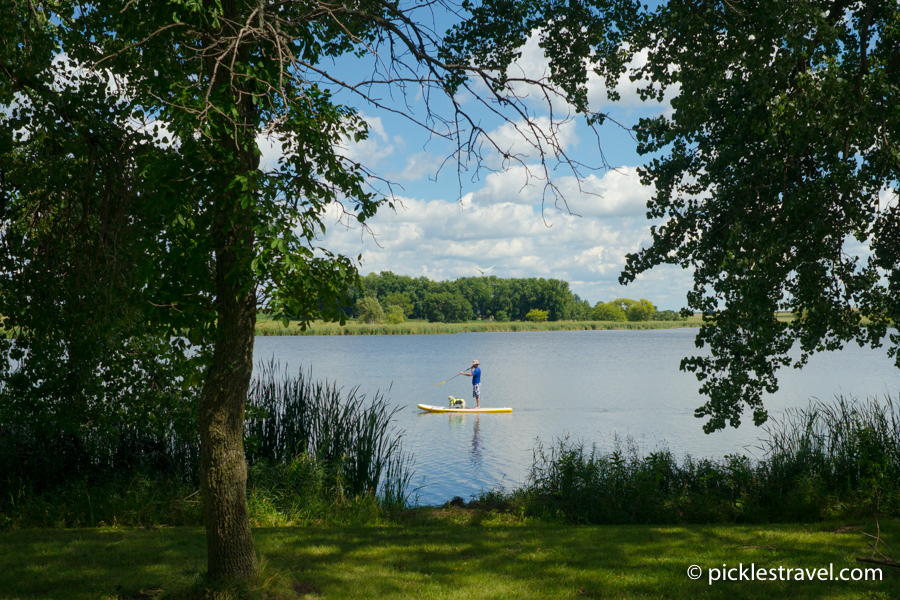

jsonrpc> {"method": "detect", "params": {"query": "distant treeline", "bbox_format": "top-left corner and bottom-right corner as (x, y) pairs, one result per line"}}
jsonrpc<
(346, 272), (685, 323)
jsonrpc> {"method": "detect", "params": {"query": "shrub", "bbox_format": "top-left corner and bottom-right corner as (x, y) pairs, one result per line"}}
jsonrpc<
(475, 395), (900, 525)
(525, 308), (549, 322)
(422, 292), (473, 323)
(653, 310), (684, 321)
(591, 302), (626, 321)
(384, 305), (405, 324)
(382, 292), (414, 316)
(495, 310), (510, 322)
(356, 296), (385, 324)
(625, 299), (656, 321)
(0, 360), (415, 527)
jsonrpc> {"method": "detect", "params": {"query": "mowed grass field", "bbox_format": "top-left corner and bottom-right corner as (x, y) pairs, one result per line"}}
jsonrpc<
(2, 513), (897, 599)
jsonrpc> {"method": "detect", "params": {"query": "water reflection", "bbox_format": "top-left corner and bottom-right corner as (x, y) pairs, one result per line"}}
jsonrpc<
(255, 329), (900, 504)
(447, 413), (465, 431)
(471, 415), (482, 466)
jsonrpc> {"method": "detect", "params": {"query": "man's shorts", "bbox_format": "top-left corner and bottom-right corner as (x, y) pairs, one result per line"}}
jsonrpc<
(473, 383), (481, 398)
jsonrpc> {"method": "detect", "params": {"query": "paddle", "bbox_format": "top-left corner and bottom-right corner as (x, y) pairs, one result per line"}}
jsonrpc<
(433, 366), (472, 387)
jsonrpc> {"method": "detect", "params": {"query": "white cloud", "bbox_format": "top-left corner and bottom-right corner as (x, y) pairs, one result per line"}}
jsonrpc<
(503, 32), (678, 114)
(257, 133), (286, 171)
(391, 151), (446, 182)
(316, 164), (692, 309)
(481, 116), (579, 168)
(464, 164), (650, 219)
(335, 115), (395, 168)
(585, 48), (680, 110)
(878, 186), (898, 212)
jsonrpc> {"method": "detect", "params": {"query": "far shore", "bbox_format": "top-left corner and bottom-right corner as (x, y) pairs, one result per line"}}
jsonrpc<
(255, 316), (705, 336)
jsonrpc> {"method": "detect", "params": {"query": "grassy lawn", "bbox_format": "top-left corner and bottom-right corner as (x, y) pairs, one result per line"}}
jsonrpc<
(2, 513), (897, 599)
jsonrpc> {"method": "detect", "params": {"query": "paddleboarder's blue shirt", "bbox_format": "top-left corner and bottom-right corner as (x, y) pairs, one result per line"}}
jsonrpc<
(472, 367), (481, 385)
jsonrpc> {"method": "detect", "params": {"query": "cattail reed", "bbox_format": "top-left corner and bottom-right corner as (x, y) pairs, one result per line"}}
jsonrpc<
(245, 359), (413, 503)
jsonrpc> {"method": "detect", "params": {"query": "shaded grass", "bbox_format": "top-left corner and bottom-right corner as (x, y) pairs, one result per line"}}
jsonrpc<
(0, 468), (404, 531)
(255, 318), (704, 336)
(0, 477), (203, 529)
(0, 518), (896, 599)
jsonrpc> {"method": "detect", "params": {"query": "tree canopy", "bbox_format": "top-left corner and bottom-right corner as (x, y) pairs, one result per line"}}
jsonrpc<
(356, 272), (583, 321)
(352, 272), (671, 322)
(1, 0), (639, 584)
(619, 0), (900, 433)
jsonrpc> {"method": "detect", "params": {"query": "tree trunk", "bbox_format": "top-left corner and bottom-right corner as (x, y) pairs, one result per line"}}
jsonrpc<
(198, 228), (258, 582)
(196, 0), (262, 582)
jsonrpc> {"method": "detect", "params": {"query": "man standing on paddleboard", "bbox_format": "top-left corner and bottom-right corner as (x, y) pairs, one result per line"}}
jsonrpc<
(461, 359), (481, 408)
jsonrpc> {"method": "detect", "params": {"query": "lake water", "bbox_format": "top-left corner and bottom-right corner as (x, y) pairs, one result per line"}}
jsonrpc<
(253, 329), (900, 506)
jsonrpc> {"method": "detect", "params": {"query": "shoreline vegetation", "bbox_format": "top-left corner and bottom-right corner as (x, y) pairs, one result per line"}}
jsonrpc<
(255, 316), (706, 336)
(6, 389), (899, 531)
(4, 355), (900, 597)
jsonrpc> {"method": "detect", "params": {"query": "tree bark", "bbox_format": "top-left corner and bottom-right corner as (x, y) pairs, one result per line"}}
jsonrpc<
(198, 0), (261, 581)
(198, 219), (258, 582)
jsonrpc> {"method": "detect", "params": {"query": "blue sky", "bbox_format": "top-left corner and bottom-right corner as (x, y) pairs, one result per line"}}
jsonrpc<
(268, 31), (694, 311)
(7, 15), (691, 310)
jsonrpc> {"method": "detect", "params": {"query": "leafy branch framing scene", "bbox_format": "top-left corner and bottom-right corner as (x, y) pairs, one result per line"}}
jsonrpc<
(2, 0), (899, 598)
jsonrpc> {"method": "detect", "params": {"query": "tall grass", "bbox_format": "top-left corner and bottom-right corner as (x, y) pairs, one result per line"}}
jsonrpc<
(245, 360), (414, 506)
(256, 318), (702, 336)
(756, 395), (900, 516)
(0, 362), (414, 528)
(0, 411), (201, 490)
(476, 394), (900, 524)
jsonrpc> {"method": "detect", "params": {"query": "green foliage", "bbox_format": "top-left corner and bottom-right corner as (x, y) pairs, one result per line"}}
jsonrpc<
(653, 310), (685, 322)
(442, 0), (640, 116)
(356, 297), (385, 324)
(382, 293), (414, 317)
(625, 299), (656, 322)
(0, 363), (414, 526)
(591, 302), (627, 321)
(0, 342), (202, 495)
(525, 308), (549, 322)
(0, 477), (204, 529)
(617, 0), (900, 432)
(566, 296), (594, 320)
(609, 298), (637, 313)
(1, 0), (381, 340)
(256, 318), (700, 336)
(591, 298), (656, 321)
(353, 274), (672, 325)
(485, 395), (900, 525)
(0, 15), (209, 459)
(0, 457), (403, 530)
(384, 305), (405, 324)
(422, 292), (474, 323)
(357, 272), (585, 322)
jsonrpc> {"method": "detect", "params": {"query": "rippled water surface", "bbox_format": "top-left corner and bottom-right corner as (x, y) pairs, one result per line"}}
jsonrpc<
(253, 329), (900, 505)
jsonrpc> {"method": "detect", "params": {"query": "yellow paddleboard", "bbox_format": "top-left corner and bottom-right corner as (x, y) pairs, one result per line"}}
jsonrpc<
(417, 404), (512, 413)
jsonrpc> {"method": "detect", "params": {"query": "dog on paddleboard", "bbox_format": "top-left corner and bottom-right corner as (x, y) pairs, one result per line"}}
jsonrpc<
(448, 396), (466, 409)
